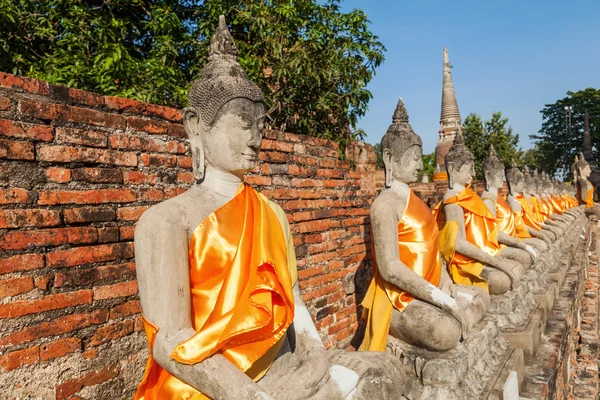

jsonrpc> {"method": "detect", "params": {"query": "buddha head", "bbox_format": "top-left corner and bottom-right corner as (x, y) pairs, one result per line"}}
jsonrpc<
(381, 98), (423, 187)
(532, 169), (543, 194)
(183, 16), (265, 181)
(576, 152), (591, 179)
(483, 145), (505, 191)
(445, 132), (475, 189)
(506, 159), (525, 195)
(571, 154), (580, 182)
(523, 166), (535, 194)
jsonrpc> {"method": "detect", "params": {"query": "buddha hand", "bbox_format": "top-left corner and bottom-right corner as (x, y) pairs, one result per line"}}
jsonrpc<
(503, 259), (525, 289)
(447, 302), (471, 341)
(524, 244), (538, 261)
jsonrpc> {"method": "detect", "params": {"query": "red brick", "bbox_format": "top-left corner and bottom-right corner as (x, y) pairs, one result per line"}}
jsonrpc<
(88, 320), (134, 346)
(0, 72), (49, 95)
(0, 209), (61, 229)
(127, 116), (168, 134)
(105, 96), (182, 122)
(0, 346), (39, 372)
(98, 227), (119, 243)
(119, 226), (135, 240)
(0, 96), (11, 110)
(55, 127), (107, 148)
(178, 155), (192, 168)
(18, 99), (126, 129)
(259, 151), (287, 163)
(0, 187), (32, 204)
(0, 276), (34, 298)
(66, 227), (100, 244)
(71, 167), (123, 183)
(123, 171), (159, 185)
(48, 85), (105, 107)
(93, 280), (138, 300)
(245, 175), (272, 186)
(177, 171), (195, 184)
(38, 188), (136, 205)
(168, 123), (187, 138)
(0, 254), (44, 275)
(46, 242), (134, 268)
(0, 227), (104, 251)
(0, 290), (93, 319)
(54, 262), (136, 288)
(55, 364), (119, 400)
(0, 138), (34, 160)
(140, 153), (176, 167)
(292, 219), (340, 234)
(37, 144), (137, 166)
(118, 206), (149, 222)
(45, 167), (72, 183)
(40, 337), (81, 361)
(110, 300), (142, 319)
(35, 274), (53, 290)
(64, 207), (116, 223)
(138, 187), (166, 201)
(0, 310), (108, 348)
(0, 119), (54, 141)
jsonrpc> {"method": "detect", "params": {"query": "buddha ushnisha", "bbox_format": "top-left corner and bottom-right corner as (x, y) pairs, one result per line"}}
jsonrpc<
(360, 99), (489, 353)
(133, 16), (406, 400)
(434, 133), (524, 295)
(480, 146), (538, 266)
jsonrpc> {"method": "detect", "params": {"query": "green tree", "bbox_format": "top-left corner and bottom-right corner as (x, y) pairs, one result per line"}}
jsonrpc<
(418, 152), (435, 182)
(373, 143), (384, 169)
(462, 112), (522, 179)
(0, 0), (384, 147)
(531, 88), (600, 178)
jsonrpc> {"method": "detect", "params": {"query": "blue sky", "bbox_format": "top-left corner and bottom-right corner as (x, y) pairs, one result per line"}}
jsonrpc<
(340, 0), (600, 154)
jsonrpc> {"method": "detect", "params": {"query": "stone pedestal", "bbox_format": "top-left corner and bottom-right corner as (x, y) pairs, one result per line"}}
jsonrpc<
(386, 318), (524, 399)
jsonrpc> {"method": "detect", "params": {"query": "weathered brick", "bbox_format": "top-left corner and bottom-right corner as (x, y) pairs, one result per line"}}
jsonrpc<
(98, 227), (119, 243)
(292, 219), (341, 234)
(48, 84), (105, 107)
(123, 170), (159, 185)
(0, 346), (39, 372)
(55, 127), (107, 148)
(110, 300), (142, 320)
(45, 167), (71, 183)
(0, 310), (108, 348)
(0, 187), (32, 204)
(0, 72), (49, 95)
(71, 167), (123, 183)
(0, 276), (34, 298)
(119, 226), (135, 240)
(0, 209), (61, 229)
(46, 242), (134, 268)
(127, 116), (168, 134)
(0, 138), (34, 160)
(0, 227), (103, 251)
(55, 364), (119, 400)
(117, 206), (149, 221)
(87, 320), (134, 347)
(140, 153), (176, 167)
(0, 119), (54, 141)
(40, 337), (81, 361)
(18, 99), (126, 129)
(105, 96), (182, 122)
(0, 254), (44, 275)
(54, 262), (136, 288)
(34, 274), (53, 290)
(245, 175), (272, 186)
(64, 207), (116, 223)
(168, 123), (187, 138)
(37, 144), (137, 166)
(0, 96), (11, 110)
(177, 155), (192, 168)
(0, 290), (93, 319)
(93, 280), (138, 300)
(177, 171), (195, 184)
(137, 187), (166, 201)
(38, 188), (136, 205)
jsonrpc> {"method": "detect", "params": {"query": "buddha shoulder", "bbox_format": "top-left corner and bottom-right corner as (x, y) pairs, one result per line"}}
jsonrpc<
(371, 190), (405, 221)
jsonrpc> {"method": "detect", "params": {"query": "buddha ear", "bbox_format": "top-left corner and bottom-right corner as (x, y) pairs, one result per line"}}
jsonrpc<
(447, 161), (454, 189)
(483, 170), (490, 191)
(383, 148), (393, 188)
(183, 107), (206, 182)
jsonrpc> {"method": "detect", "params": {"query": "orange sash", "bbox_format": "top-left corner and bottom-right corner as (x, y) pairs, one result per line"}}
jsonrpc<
(585, 184), (594, 208)
(434, 187), (498, 291)
(134, 184), (295, 400)
(360, 190), (441, 352)
(516, 194), (542, 230)
(549, 195), (564, 214)
(495, 194), (517, 238)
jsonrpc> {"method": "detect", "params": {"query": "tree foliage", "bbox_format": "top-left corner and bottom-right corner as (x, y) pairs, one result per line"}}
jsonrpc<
(531, 88), (600, 178)
(0, 0), (385, 147)
(462, 112), (522, 179)
(418, 152), (435, 182)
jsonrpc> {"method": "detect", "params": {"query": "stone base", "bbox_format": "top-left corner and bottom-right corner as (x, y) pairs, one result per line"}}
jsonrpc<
(533, 282), (557, 331)
(386, 317), (522, 399)
(483, 346), (525, 400)
(500, 304), (542, 362)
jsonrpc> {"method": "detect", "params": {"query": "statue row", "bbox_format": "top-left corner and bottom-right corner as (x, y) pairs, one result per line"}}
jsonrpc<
(130, 17), (590, 400)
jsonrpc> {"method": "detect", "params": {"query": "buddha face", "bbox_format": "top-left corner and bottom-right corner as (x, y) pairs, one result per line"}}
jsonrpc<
(185, 98), (265, 178)
(390, 145), (423, 184)
(581, 164), (591, 178)
(512, 175), (525, 194)
(451, 161), (475, 187)
(485, 167), (505, 190)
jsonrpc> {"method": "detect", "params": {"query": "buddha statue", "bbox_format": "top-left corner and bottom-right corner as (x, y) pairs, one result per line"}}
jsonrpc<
(576, 152), (595, 208)
(434, 133), (524, 295)
(133, 16), (406, 400)
(505, 160), (551, 249)
(520, 167), (560, 240)
(480, 146), (537, 266)
(533, 172), (570, 232)
(360, 99), (489, 353)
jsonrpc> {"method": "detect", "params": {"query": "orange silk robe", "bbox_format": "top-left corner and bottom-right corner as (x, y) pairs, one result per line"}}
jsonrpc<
(516, 194), (542, 230)
(134, 184), (296, 400)
(360, 190), (442, 352)
(585, 184), (595, 208)
(549, 195), (564, 214)
(495, 194), (517, 238)
(434, 187), (499, 291)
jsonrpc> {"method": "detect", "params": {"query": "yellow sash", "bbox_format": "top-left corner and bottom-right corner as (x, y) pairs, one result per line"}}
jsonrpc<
(360, 190), (442, 352)
(585, 185), (594, 208)
(516, 194), (542, 230)
(134, 184), (296, 400)
(495, 194), (517, 238)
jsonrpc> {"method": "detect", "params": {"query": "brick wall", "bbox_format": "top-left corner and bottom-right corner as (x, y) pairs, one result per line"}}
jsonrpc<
(0, 72), (393, 398)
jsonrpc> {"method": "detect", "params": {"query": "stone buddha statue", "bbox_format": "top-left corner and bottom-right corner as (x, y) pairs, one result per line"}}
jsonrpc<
(360, 99), (488, 353)
(505, 160), (552, 248)
(480, 146), (537, 266)
(133, 16), (405, 400)
(520, 167), (560, 240)
(576, 152), (595, 208)
(434, 133), (524, 295)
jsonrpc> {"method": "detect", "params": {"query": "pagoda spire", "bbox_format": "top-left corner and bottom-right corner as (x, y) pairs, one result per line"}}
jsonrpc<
(440, 47), (461, 130)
